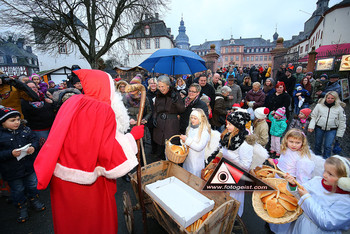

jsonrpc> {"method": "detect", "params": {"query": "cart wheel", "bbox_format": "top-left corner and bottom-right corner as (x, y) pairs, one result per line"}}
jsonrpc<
(123, 191), (134, 234)
(232, 215), (248, 234)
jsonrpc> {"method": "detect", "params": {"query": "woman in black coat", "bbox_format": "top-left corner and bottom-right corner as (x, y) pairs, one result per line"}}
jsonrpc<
(153, 75), (185, 159)
(179, 83), (208, 134)
(265, 81), (291, 118)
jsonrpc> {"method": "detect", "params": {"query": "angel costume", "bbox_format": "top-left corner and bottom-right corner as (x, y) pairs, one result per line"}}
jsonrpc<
(183, 126), (210, 178)
(287, 176), (350, 234)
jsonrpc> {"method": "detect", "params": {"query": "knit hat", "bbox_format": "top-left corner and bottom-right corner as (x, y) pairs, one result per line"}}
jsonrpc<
(320, 74), (328, 79)
(0, 107), (20, 123)
(306, 72), (313, 76)
(300, 108), (312, 118)
(226, 111), (251, 131)
(130, 76), (142, 84)
(332, 155), (350, 192)
(254, 107), (269, 119)
(275, 107), (286, 118)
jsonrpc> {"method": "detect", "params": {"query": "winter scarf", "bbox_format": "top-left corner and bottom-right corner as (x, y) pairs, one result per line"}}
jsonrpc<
(220, 130), (247, 151)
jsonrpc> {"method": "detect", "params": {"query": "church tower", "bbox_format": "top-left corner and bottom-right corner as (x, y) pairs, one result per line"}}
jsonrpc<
(175, 16), (190, 50)
(304, 0), (329, 34)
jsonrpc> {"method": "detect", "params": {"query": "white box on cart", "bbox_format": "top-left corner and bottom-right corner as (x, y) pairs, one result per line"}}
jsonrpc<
(145, 176), (215, 228)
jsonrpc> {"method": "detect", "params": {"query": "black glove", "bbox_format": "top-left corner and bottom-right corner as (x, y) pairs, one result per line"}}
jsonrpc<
(170, 91), (178, 103)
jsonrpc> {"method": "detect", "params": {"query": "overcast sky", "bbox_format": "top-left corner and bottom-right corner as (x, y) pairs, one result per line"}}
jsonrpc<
(161, 0), (342, 46)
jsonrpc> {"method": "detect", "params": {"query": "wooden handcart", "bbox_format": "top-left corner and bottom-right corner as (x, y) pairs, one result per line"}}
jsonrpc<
(123, 160), (248, 234)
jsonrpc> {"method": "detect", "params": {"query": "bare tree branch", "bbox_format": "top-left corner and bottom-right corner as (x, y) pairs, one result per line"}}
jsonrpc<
(0, 0), (169, 68)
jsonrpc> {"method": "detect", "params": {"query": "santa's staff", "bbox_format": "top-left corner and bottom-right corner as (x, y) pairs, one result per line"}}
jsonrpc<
(125, 83), (148, 233)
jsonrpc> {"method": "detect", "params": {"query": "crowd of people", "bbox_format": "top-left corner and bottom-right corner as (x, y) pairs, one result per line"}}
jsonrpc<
(0, 63), (349, 233)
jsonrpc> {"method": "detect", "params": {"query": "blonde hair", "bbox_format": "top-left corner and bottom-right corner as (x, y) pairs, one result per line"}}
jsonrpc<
(186, 108), (211, 142)
(220, 127), (239, 146)
(253, 82), (261, 88)
(115, 80), (128, 92)
(321, 91), (345, 107)
(177, 77), (185, 86)
(280, 128), (311, 158)
(325, 157), (348, 192)
(243, 76), (251, 86)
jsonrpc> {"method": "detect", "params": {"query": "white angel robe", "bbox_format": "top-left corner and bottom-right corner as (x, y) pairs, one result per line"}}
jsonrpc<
(183, 127), (210, 178)
(288, 177), (350, 234)
(222, 141), (254, 217)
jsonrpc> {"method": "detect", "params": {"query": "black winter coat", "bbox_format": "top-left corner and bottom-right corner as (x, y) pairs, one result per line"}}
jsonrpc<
(0, 125), (39, 181)
(179, 98), (208, 134)
(21, 100), (56, 130)
(153, 89), (185, 145)
(265, 92), (291, 117)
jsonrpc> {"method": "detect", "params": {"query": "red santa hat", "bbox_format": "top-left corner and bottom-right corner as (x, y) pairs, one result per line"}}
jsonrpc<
(74, 69), (130, 133)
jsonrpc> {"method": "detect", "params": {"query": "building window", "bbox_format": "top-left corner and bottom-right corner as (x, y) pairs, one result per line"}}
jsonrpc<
(269, 56), (271, 61)
(247, 49), (250, 53)
(251, 56), (254, 61)
(256, 56), (259, 61)
(231, 48), (234, 52)
(11, 55), (17, 64)
(264, 56), (267, 61)
(243, 57), (245, 62)
(225, 56), (228, 61)
(137, 39), (141, 50)
(236, 47), (239, 52)
(155, 38), (160, 48)
(246, 56), (249, 62)
(58, 43), (67, 54)
(0, 56), (4, 63)
(144, 25), (150, 36)
(300, 47), (303, 53)
(27, 58), (32, 64)
(305, 44), (309, 51)
(260, 56), (263, 61)
(225, 48), (228, 53)
(236, 56), (239, 61)
(230, 56), (233, 61)
(146, 39), (150, 49)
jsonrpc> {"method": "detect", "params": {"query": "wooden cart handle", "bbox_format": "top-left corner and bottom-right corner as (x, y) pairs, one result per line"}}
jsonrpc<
(257, 168), (304, 189)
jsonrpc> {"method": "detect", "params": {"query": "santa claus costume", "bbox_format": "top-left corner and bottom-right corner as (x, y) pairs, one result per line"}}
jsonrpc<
(34, 69), (142, 234)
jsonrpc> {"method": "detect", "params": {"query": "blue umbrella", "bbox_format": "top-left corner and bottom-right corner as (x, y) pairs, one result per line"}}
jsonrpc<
(139, 48), (207, 75)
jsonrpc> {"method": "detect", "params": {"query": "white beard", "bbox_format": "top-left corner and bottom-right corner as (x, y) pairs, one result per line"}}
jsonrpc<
(111, 91), (130, 133)
(107, 76), (130, 133)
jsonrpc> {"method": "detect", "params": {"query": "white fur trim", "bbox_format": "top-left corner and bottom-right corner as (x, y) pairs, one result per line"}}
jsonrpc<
(53, 132), (138, 184)
(332, 155), (350, 191)
(338, 177), (350, 192)
(190, 109), (201, 121)
(332, 155), (350, 177)
(108, 74), (130, 133)
(53, 155), (138, 185)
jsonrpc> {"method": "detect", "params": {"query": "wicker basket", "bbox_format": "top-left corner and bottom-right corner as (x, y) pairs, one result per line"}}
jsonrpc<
(165, 135), (189, 164)
(252, 178), (303, 224)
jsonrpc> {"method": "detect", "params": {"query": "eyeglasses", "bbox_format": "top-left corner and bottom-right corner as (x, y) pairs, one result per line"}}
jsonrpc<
(188, 90), (198, 93)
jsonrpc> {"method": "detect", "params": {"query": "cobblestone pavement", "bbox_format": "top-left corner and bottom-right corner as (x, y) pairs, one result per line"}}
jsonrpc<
(0, 101), (349, 233)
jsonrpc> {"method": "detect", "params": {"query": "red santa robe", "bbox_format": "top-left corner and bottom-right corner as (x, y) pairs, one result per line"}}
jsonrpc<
(34, 69), (138, 234)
